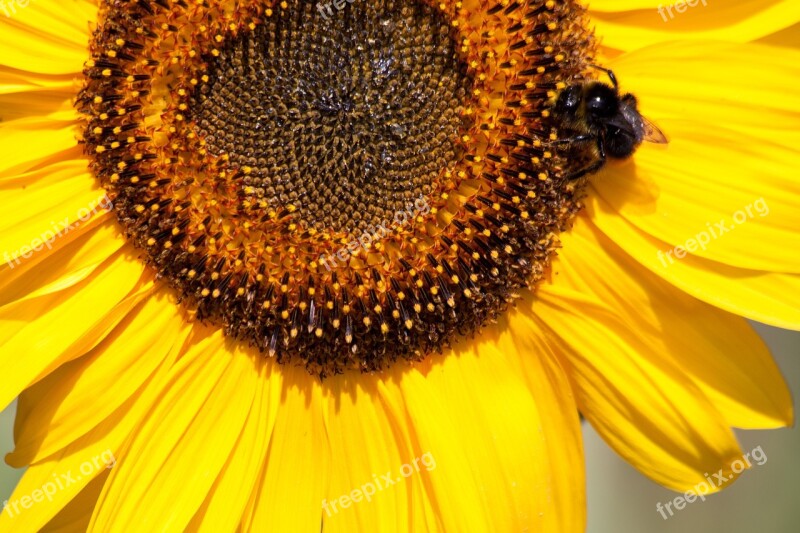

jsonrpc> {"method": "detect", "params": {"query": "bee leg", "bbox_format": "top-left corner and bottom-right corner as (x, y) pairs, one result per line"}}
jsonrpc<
(565, 136), (607, 181)
(551, 133), (593, 146)
(588, 64), (618, 90)
(550, 134), (594, 156)
(565, 159), (605, 181)
(595, 134), (607, 160)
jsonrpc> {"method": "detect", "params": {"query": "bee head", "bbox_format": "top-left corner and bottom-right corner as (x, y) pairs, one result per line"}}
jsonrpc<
(583, 82), (620, 124)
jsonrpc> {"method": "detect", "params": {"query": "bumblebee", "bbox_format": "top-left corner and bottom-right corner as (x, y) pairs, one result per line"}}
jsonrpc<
(550, 67), (668, 180)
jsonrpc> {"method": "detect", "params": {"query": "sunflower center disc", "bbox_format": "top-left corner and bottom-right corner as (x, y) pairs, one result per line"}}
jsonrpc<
(192, 2), (470, 233)
(79, 0), (595, 377)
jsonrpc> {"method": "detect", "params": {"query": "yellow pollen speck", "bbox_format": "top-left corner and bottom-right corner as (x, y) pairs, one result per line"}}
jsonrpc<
(74, 0), (594, 373)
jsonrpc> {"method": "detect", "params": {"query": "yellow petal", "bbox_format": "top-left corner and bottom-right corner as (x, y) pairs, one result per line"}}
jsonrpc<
(10, 292), (186, 465)
(590, 0), (667, 9)
(757, 22), (800, 49)
(593, 42), (800, 274)
(504, 315), (587, 532)
(533, 242), (747, 491)
(0, 67), (76, 122)
(535, 297), (745, 491)
(590, 1), (800, 52)
(41, 470), (108, 533)
(0, 161), (111, 270)
(320, 376), (413, 533)
(242, 366), (329, 533)
(549, 218), (793, 429)
(607, 41), (800, 148)
(1, 436), (115, 532)
(185, 343), (281, 532)
(592, 120), (800, 273)
(0, 219), (119, 308)
(0, 0), (96, 75)
(376, 377), (441, 532)
(586, 192), (800, 330)
(0, 116), (81, 178)
(0, 248), (146, 412)
(91, 330), (259, 531)
(394, 328), (585, 532)
(1, 317), (189, 532)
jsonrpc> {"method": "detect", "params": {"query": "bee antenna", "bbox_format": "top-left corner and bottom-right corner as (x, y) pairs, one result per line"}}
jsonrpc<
(588, 64), (618, 91)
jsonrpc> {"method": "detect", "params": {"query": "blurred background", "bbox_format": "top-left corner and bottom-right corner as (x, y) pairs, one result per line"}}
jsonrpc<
(1, 324), (798, 531)
(583, 324), (800, 533)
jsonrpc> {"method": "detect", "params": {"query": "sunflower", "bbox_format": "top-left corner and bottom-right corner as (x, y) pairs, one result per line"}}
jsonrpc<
(1, 0), (798, 531)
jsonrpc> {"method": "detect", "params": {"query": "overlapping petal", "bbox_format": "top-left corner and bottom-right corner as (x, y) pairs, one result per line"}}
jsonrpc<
(390, 331), (586, 532)
(90, 330), (260, 531)
(0, 0), (96, 75)
(589, 0), (800, 52)
(0, 1), (796, 531)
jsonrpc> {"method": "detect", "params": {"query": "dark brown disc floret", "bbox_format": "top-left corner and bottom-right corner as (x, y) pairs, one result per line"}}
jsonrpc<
(78, 0), (597, 377)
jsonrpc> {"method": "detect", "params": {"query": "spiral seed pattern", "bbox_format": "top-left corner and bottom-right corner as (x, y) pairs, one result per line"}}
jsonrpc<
(78, 0), (597, 377)
(192, 2), (470, 232)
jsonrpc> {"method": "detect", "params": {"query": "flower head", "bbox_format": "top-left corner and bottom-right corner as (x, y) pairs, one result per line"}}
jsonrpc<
(0, 0), (797, 531)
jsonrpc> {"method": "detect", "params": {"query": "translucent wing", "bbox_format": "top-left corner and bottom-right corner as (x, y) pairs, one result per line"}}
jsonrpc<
(641, 115), (668, 144)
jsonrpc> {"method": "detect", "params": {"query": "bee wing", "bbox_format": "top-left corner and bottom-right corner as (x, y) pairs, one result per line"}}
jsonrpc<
(641, 115), (669, 144)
